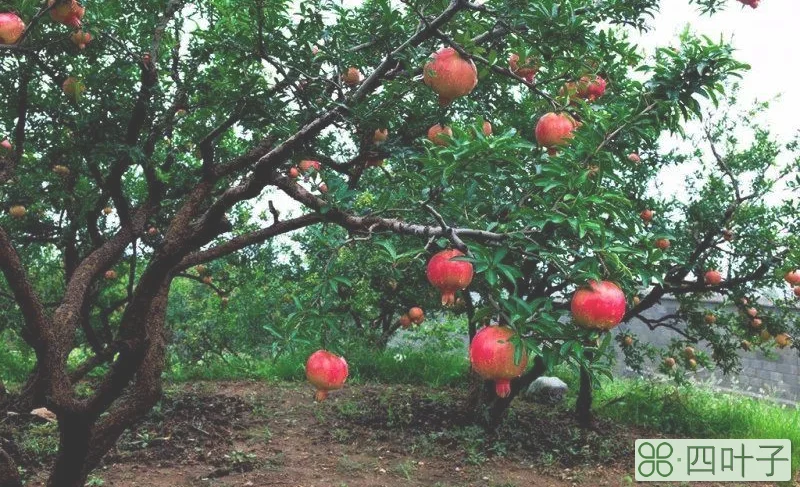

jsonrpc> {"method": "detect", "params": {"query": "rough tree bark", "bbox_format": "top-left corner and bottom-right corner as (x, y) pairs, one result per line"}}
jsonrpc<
(0, 447), (21, 487)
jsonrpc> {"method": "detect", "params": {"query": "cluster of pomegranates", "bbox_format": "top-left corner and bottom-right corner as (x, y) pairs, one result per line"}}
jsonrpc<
(287, 159), (328, 193)
(1, 2), (90, 48)
(398, 307), (425, 329)
(784, 269), (800, 299)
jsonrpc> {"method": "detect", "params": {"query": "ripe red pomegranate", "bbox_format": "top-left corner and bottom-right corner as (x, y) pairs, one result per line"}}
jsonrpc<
(628, 153), (641, 163)
(640, 209), (654, 223)
(426, 249), (473, 306)
(423, 47), (478, 106)
(508, 53), (538, 82)
(288, 167), (300, 179)
(535, 112), (577, 155)
(299, 160), (321, 173)
(746, 307), (758, 318)
(784, 271), (800, 285)
(1, 139), (12, 152)
(737, 0), (759, 8)
(0, 12), (25, 45)
(469, 325), (527, 398)
(70, 30), (92, 49)
(655, 238), (671, 250)
(427, 124), (452, 146)
(398, 314), (412, 329)
(704, 269), (722, 285)
(373, 128), (388, 144)
(306, 350), (348, 401)
(571, 280), (626, 331)
(342, 67), (362, 86)
(408, 307), (424, 323)
(63, 76), (85, 101)
(48, 0), (85, 28)
(751, 318), (763, 328)
(482, 120), (492, 136)
(104, 270), (117, 280)
(577, 75), (607, 101)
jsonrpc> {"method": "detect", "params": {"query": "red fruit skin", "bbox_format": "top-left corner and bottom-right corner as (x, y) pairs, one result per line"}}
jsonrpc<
(584, 76), (607, 101)
(655, 238), (670, 250)
(628, 153), (641, 163)
(288, 167), (300, 179)
(571, 280), (626, 331)
(795, 286), (800, 298)
(704, 270), (722, 285)
(784, 271), (800, 286)
(482, 121), (492, 136)
(0, 12), (25, 45)
(398, 314), (412, 329)
(426, 249), (474, 306)
(737, 0), (759, 8)
(70, 30), (92, 49)
(49, 0), (85, 28)
(0, 139), (12, 152)
(423, 47), (478, 106)
(373, 128), (388, 143)
(408, 307), (424, 322)
(640, 209), (653, 222)
(342, 67), (362, 86)
(535, 113), (577, 153)
(306, 350), (349, 401)
(427, 124), (453, 146)
(299, 160), (321, 173)
(508, 53), (537, 82)
(470, 325), (527, 398)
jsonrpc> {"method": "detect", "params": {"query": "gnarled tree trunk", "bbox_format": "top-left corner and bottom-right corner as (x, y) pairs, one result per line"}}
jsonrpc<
(0, 447), (21, 487)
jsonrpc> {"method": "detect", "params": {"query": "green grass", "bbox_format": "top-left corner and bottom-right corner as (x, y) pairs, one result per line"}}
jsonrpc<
(167, 344), (470, 387)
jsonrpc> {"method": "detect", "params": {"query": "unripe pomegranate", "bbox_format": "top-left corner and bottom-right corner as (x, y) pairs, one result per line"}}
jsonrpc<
(741, 340), (751, 351)
(704, 269), (722, 285)
(427, 124), (452, 146)
(1, 139), (12, 152)
(195, 265), (207, 274)
(0, 12), (25, 45)
(751, 318), (763, 328)
(640, 209), (654, 223)
(9, 205), (26, 218)
(704, 313), (716, 324)
(48, 0), (85, 28)
(202, 276), (213, 285)
(623, 336), (633, 347)
(103, 207), (113, 215)
(298, 160), (321, 173)
(760, 330), (771, 341)
(794, 286), (800, 298)
(684, 346), (695, 359)
(423, 47), (478, 106)
(775, 333), (792, 349)
(722, 229), (734, 242)
(633, 296), (641, 305)
(342, 67), (362, 86)
(559, 81), (578, 100)
(52, 165), (70, 176)
(469, 325), (527, 398)
(737, 0), (759, 8)
(318, 183), (328, 194)
(70, 30), (92, 49)
(784, 270), (800, 286)
(482, 120), (492, 136)
(746, 307), (757, 318)
(535, 112), (577, 155)
(398, 314), (412, 329)
(571, 280), (626, 331)
(288, 167), (300, 179)
(63, 76), (86, 101)
(628, 153), (641, 163)
(688, 358), (697, 369)
(508, 53), (538, 82)
(306, 350), (348, 401)
(655, 238), (671, 250)
(104, 270), (117, 280)
(664, 357), (676, 368)
(427, 249), (474, 306)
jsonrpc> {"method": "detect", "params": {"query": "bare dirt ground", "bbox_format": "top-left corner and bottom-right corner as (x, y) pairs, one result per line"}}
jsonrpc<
(14, 381), (793, 487)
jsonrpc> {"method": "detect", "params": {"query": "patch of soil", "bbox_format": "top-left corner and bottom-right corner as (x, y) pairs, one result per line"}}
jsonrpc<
(15, 381), (794, 487)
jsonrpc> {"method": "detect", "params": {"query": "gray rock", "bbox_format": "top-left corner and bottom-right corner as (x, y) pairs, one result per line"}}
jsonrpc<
(525, 376), (568, 404)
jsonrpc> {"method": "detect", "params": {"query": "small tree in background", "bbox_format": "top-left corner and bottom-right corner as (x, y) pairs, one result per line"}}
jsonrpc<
(0, 0), (797, 485)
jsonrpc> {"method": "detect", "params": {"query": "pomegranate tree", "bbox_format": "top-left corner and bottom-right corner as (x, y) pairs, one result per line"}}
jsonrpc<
(423, 47), (478, 106)
(469, 325), (528, 398)
(571, 280), (626, 331)
(426, 249), (474, 306)
(0, 12), (25, 45)
(306, 350), (349, 401)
